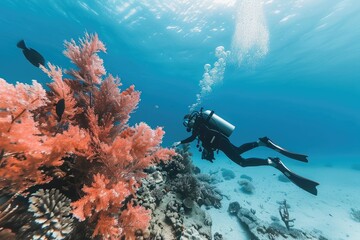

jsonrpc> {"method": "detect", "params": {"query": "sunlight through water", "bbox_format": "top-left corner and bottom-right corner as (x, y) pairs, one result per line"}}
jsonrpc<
(231, 0), (269, 65)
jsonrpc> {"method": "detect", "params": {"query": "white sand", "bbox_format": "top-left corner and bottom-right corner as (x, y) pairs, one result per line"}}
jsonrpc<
(192, 152), (360, 240)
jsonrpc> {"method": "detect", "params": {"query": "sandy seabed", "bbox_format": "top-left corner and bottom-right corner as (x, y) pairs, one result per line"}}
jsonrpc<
(192, 152), (360, 240)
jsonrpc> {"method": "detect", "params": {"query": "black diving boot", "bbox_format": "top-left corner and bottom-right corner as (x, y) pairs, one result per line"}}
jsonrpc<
(259, 137), (308, 162)
(268, 157), (319, 195)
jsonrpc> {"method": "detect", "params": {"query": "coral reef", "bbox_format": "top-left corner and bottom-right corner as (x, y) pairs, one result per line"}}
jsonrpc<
(0, 32), (175, 239)
(160, 145), (223, 209)
(136, 144), (216, 239)
(160, 143), (194, 178)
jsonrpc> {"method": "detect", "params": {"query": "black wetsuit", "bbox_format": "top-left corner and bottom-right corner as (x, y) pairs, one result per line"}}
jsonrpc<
(180, 115), (270, 167)
(179, 111), (319, 195)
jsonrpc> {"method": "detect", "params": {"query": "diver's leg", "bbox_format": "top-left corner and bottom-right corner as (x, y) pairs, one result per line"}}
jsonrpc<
(268, 157), (319, 195)
(237, 138), (277, 154)
(258, 137), (308, 162)
(237, 142), (259, 154)
(219, 138), (269, 166)
(220, 139), (319, 195)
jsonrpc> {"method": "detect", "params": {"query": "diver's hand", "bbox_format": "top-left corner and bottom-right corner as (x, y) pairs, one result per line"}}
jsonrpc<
(172, 141), (181, 148)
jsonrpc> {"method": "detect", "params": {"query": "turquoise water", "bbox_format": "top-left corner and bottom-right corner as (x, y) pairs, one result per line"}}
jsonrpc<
(1, 0), (359, 158)
(1, 1), (360, 238)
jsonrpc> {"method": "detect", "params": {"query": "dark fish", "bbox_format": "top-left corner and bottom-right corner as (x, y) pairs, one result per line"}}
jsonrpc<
(55, 99), (65, 122)
(17, 40), (45, 67)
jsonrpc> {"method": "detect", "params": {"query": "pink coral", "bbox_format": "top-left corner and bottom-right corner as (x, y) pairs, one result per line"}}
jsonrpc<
(64, 32), (106, 85)
(119, 203), (151, 239)
(0, 79), (89, 194)
(53, 33), (175, 239)
(0, 32), (175, 239)
(0, 79), (87, 193)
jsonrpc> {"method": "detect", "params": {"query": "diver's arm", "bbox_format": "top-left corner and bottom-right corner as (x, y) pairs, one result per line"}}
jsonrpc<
(172, 133), (196, 148)
(180, 133), (197, 144)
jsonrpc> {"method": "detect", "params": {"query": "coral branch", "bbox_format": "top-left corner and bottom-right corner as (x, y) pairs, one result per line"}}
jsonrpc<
(279, 200), (295, 230)
(0, 32), (175, 239)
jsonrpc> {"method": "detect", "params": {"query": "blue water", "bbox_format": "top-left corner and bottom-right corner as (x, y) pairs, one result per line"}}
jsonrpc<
(2, 0), (359, 159)
(1, 0), (360, 239)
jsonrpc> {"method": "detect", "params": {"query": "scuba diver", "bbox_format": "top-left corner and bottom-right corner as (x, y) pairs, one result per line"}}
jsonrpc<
(173, 108), (319, 195)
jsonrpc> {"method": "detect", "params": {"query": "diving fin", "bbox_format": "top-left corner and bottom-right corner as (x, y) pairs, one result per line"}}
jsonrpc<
(260, 137), (308, 162)
(270, 157), (319, 195)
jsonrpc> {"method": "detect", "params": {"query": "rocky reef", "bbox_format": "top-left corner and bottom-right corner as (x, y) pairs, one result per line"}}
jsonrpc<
(136, 144), (223, 239)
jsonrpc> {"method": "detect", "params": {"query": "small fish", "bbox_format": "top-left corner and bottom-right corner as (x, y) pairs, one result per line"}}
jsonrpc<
(17, 40), (45, 67)
(55, 99), (65, 122)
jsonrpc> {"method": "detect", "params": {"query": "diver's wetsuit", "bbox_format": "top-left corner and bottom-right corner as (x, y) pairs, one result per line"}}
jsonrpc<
(179, 110), (319, 195)
(180, 115), (269, 167)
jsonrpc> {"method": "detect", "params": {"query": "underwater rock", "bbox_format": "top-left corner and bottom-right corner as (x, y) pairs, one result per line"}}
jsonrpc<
(183, 197), (195, 211)
(228, 201), (241, 215)
(271, 215), (280, 222)
(235, 205), (327, 240)
(137, 183), (157, 211)
(199, 182), (222, 209)
(214, 232), (224, 240)
(238, 180), (255, 194)
(240, 174), (253, 181)
(147, 192), (211, 240)
(221, 168), (235, 180)
(138, 142), (212, 239)
(350, 208), (360, 222)
(151, 188), (166, 205)
(148, 171), (164, 184)
(196, 173), (216, 183)
(182, 202), (212, 239)
(180, 226), (204, 240)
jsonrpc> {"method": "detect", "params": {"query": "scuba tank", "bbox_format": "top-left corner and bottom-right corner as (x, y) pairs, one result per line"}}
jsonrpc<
(201, 109), (235, 137)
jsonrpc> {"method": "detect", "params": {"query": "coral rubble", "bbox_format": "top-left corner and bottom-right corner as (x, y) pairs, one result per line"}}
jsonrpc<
(228, 201), (328, 240)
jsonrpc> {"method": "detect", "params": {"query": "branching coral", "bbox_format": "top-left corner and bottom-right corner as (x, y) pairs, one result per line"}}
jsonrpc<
(174, 174), (201, 200)
(0, 32), (175, 239)
(55, 33), (175, 239)
(0, 78), (90, 195)
(279, 200), (295, 230)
